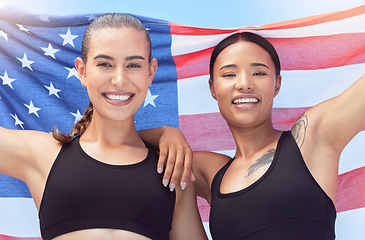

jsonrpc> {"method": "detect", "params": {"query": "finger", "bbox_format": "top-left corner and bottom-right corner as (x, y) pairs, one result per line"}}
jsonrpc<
(169, 149), (184, 191)
(157, 146), (168, 174)
(162, 149), (176, 189)
(180, 149), (193, 190)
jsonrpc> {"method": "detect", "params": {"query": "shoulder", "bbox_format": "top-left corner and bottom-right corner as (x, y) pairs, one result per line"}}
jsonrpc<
(193, 151), (231, 201)
(21, 130), (62, 178)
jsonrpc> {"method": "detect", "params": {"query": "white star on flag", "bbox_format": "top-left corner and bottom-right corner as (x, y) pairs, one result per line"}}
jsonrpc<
(41, 43), (59, 59)
(0, 30), (8, 41)
(16, 24), (30, 34)
(38, 15), (50, 21)
(10, 113), (24, 130)
(143, 88), (159, 107)
(65, 67), (78, 79)
(71, 109), (83, 123)
(59, 28), (78, 47)
(24, 101), (41, 118)
(44, 82), (61, 98)
(17, 53), (35, 71)
(1, 71), (16, 89)
(87, 15), (96, 21)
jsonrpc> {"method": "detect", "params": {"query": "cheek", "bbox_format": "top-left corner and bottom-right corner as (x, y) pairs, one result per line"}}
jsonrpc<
(214, 81), (232, 98)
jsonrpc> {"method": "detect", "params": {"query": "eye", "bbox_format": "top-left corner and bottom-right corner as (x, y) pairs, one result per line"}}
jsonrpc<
(97, 62), (112, 68)
(127, 63), (141, 69)
(222, 73), (236, 78)
(253, 71), (267, 76)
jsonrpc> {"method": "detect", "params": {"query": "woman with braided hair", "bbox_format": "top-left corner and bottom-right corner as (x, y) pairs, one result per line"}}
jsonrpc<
(0, 13), (206, 240)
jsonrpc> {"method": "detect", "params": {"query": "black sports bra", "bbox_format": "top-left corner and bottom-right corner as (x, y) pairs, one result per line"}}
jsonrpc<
(209, 131), (336, 240)
(39, 137), (176, 240)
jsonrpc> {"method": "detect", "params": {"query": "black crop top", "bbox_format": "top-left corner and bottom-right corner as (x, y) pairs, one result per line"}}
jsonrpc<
(39, 137), (176, 240)
(209, 131), (336, 240)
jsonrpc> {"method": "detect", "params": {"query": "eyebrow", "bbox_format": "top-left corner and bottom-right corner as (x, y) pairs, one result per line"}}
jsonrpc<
(94, 54), (114, 60)
(93, 55), (145, 61)
(219, 64), (237, 71)
(251, 63), (269, 69)
(125, 55), (145, 61)
(219, 62), (270, 71)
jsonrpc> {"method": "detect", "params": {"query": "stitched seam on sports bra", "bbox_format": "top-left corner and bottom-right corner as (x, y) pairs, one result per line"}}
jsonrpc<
(39, 143), (67, 216)
(41, 213), (169, 235)
(230, 217), (335, 239)
(216, 132), (284, 198)
(75, 137), (153, 169)
(288, 132), (337, 217)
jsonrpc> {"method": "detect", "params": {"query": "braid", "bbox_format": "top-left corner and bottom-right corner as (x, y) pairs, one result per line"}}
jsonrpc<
(52, 102), (93, 144)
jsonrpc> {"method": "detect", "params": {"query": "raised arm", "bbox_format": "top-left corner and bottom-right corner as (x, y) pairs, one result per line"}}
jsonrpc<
(299, 73), (365, 154)
(291, 73), (365, 204)
(138, 126), (193, 190)
(0, 127), (35, 180)
(0, 127), (61, 208)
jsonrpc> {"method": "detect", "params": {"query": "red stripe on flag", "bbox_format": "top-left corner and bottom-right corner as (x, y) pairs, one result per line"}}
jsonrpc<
(173, 33), (365, 80)
(179, 108), (309, 151)
(173, 47), (213, 80)
(179, 111), (233, 152)
(0, 235), (41, 240)
(259, 4), (365, 31)
(198, 197), (210, 222)
(169, 5), (365, 35)
(169, 23), (240, 35)
(337, 166), (365, 213)
(272, 33), (365, 71)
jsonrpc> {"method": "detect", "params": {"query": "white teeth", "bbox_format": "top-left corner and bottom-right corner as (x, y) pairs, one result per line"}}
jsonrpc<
(233, 98), (259, 104)
(104, 94), (132, 101)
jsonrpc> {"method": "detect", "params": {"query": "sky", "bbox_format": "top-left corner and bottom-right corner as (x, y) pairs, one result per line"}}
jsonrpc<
(1, 0), (364, 28)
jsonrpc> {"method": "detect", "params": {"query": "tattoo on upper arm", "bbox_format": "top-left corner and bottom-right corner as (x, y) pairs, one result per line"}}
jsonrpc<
(246, 149), (275, 178)
(291, 113), (308, 149)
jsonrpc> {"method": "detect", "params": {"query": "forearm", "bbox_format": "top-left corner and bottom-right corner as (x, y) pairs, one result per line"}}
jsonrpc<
(137, 126), (166, 149)
(170, 184), (208, 240)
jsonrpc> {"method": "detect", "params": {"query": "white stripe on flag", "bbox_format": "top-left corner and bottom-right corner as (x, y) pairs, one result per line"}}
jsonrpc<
(0, 198), (40, 237)
(274, 63), (365, 108)
(339, 131), (365, 175)
(336, 207), (365, 239)
(171, 13), (365, 56)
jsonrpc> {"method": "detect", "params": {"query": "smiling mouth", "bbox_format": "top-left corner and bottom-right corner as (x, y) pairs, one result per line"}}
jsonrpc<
(103, 93), (134, 102)
(232, 98), (259, 104)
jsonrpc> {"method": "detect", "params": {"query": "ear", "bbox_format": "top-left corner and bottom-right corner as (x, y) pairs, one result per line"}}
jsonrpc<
(209, 78), (217, 100)
(75, 57), (87, 87)
(274, 75), (282, 97)
(148, 58), (158, 87)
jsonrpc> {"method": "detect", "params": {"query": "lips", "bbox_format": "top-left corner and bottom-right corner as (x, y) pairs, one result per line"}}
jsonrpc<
(103, 93), (134, 102)
(102, 92), (135, 106)
(232, 95), (260, 105)
(232, 98), (259, 104)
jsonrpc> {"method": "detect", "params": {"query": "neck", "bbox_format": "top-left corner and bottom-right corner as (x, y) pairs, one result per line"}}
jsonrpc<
(80, 112), (144, 148)
(229, 118), (282, 160)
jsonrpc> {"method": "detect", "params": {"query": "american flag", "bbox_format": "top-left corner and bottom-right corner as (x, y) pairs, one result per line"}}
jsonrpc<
(0, 4), (365, 239)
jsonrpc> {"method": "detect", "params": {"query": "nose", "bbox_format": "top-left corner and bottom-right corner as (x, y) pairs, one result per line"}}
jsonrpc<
(235, 73), (254, 91)
(111, 68), (126, 87)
